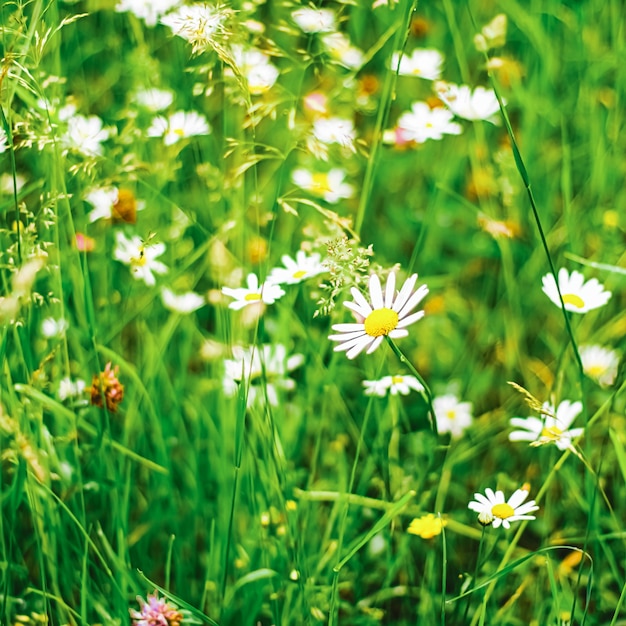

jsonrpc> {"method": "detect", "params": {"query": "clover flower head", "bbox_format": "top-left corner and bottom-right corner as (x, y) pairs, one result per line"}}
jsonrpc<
(130, 590), (183, 626)
(90, 362), (124, 413)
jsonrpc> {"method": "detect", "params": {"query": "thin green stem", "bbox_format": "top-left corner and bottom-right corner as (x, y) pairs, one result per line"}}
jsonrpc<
(385, 336), (438, 437)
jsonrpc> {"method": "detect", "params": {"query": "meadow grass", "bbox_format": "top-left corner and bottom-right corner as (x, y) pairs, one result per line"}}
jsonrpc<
(0, 0), (625, 624)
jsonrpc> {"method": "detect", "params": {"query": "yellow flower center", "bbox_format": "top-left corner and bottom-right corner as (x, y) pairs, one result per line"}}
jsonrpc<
(391, 375), (404, 384)
(311, 172), (331, 193)
(586, 364), (607, 378)
(446, 410), (456, 420)
(244, 293), (262, 301)
(292, 270), (308, 279)
(131, 252), (147, 267)
(174, 127), (186, 137)
(491, 503), (515, 519)
(540, 425), (563, 441)
(363, 307), (399, 337)
(562, 293), (585, 309)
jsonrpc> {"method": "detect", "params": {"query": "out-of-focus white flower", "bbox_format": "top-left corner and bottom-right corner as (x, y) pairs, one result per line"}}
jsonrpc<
(474, 14), (507, 52)
(0, 172), (26, 195)
(113, 232), (168, 286)
(84, 186), (144, 223)
(58, 377), (86, 402)
(41, 317), (69, 339)
(312, 117), (356, 149)
(363, 374), (425, 397)
(63, 114), (110, 155)
(321, 32), (364, 69)
(436, 82), (502, 123)
(85, 187), (119, 222)
(291, 168), (354, 203)
(433, 394), (473, 438)
(147, 111), (211, 145)
(268, 251), (327, 285)
(134, 87), (175, 111)
(221, 273), (285, 310)
(291, 7), (336, 33)
(394, 102), (462, 143)
(580, 344), (620, 387)
(509, 400), (584, 451)
(161, 3), (232, 53)
(223, 344), (304, 407)
(542, 268), (611, 314)
(391, 49), (444, 80)
(115, 0), (182, 26)
(161, 288), (205, 313)
(230, 45), (279, 95)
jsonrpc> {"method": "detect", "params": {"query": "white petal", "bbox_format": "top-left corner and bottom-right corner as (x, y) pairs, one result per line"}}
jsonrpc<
(369, 274), (384, 309)
(392, 274), (418, 312)
(384, 272), (396, 308)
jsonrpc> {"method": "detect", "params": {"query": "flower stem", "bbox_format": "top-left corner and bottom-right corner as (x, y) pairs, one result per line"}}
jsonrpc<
(385, 336), (438, 437)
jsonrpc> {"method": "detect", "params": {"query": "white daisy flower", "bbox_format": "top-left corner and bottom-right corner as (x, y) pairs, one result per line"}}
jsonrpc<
(468, 488), (539, 529)
(161, 4), (231, 52)
(134, 87), (175, 111)
(268, 251), (327, 285)
(230, 45), (279, 95)
(85, 186), (119, 222)
(321, 32), (364, 69)
(147, 111), (211, 146)
(115, 0), (182, 26)
(391, 49), (444, 80)
(63, 114), (110, 155)
(161, 288), (205, 313)
(291, 7), (336, 33)
(363, 374), (425, 397)
(395, 102), (463, 143)
(221, 273), (285, 310)
(433, 393), (473, 438)
(291, 168), (355, 203)
(312, 117), (356, 150)
(580, 344), (619, 387)
(541, 268), (611, 314)
(509, 400), (584, 451)
(223, 344), (304, 407)
(41, 317), (69, 339)
(58, 377), (86, 402)
(113, 232), (168, 286)
(329, 272), (428, 360)
(436, 82), (502, 123)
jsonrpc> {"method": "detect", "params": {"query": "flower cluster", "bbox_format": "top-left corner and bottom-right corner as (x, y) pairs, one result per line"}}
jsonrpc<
(221, 251), (327, 310)
(89, 362), (124, 413)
